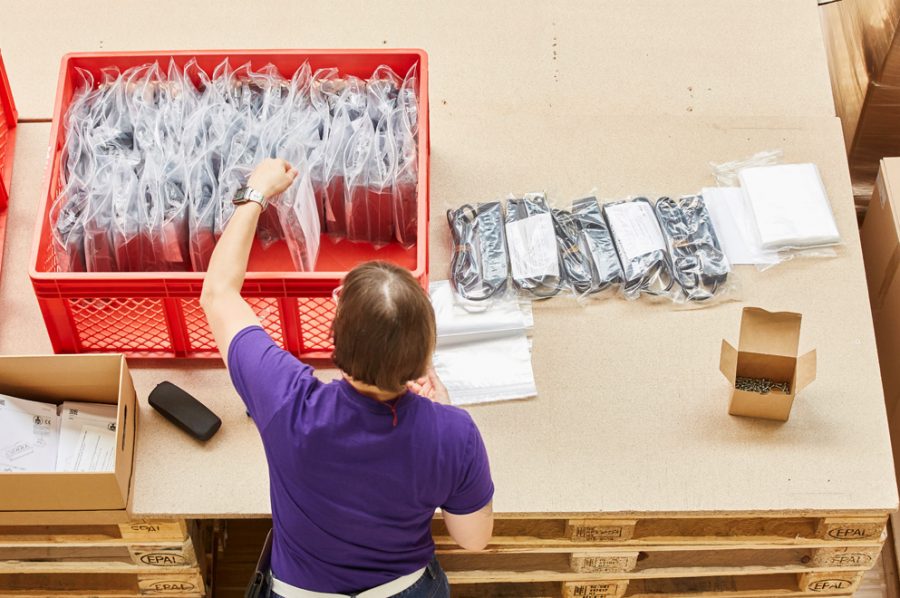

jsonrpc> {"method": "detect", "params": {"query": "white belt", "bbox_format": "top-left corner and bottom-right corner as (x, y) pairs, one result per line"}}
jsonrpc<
(270, 566), (428, 598)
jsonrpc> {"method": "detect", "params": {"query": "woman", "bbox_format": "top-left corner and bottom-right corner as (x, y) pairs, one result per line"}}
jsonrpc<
(201, 159), (494, 597)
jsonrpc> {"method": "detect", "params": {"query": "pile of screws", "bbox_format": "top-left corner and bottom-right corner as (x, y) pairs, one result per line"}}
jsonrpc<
(735, 377), (790, 395)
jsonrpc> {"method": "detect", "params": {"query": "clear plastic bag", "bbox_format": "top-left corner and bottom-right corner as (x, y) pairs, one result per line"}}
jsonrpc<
(275, 158), (321, 272)
(52, 70), (96, 272)
(569, 196), (624, 298)
(738, 163), (841, 253)
(82, 161), (118, 273)
(50, 178), (89, 273)
(365, 114), (397, 247)
(110, 157), (145, 272)
(392, 107), (418, 248)
(710, 149), (783, 187)
(135, 154), (166, 271)
(446, 202), (511, 303)
(653, 195), (733, 304)
(398, 64), (419, 137)
(504, 194), (563, 299)
(549, 207), (594, 297)
(322, 105), (352, 239)
(366, 65), (400, 126)
(603, 197), (675, 300)
(711, 151), (841, 268)
(51, 59), (421, 273)
(187, 155), (220, 271)
(159, 157), (190, 271)
(343, 118), (375, 244)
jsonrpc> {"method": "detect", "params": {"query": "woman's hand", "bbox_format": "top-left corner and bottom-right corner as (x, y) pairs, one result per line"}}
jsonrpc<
(247, 158), (298, 199)
(408, 366), (450, 405)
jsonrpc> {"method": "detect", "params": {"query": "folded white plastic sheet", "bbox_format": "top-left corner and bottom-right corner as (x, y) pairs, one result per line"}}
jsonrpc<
(738, 163), (841, 250)
(430, 281), (537, 406)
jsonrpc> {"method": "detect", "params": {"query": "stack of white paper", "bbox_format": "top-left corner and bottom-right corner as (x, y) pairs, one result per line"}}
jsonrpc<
(738, 163), (841, 250)
(56, 401), (118, 473)
(0, 396), (117, 473)
(0, 395), (60, 473)
(430, 281), (537, 406)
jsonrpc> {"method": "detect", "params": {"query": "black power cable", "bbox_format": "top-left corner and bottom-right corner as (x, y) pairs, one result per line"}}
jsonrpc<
(654, 195), (729, 303)
(446, 202), (510, 301)
(551, 208), (594, 295)
(571, 197), (625, 295)
(602, 197), (675, 299)
(505, 195), (563, 298)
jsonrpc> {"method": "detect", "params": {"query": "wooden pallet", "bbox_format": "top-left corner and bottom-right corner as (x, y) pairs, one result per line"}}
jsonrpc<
(0, 519), (207, 597)
(0, 570), (205, 597)
(433, 515), (889, 549)
(0, 518), (198, 569)
(450, 571), (865, 598)
(438, 544), (884, 583)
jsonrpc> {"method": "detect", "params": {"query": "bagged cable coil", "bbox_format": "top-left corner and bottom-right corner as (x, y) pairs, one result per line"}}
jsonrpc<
(51, 58), (421, 273)
(505, 194), (562, 298)
(447, 202), (510, 302)
(653, 195), (731, 304)
(602, 197), (674, 300)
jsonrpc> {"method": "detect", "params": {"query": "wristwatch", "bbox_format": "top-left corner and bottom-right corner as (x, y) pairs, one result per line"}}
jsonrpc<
(233, 186), (268, 210)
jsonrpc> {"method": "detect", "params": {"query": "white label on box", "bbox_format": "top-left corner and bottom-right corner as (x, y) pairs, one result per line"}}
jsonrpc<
(505, 213), (559, 280)
(605, 201), (666, 261)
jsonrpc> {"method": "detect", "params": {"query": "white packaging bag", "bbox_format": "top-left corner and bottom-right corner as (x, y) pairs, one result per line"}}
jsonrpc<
(702, 187), (779, 266)
(738, 163), (841, 251)
(430, 281), (537, 405)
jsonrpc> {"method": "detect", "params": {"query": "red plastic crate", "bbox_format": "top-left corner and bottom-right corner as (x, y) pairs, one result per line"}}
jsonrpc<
(30, 50), (429, 359)
(0, 50), (18, 279)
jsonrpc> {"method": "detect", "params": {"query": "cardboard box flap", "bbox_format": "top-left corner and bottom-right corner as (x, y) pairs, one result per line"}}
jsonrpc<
(0, 354), (123, 404)
(720, 339), (738, 382)
(795, 349), (817, 393)
(738, 307), (802, 357)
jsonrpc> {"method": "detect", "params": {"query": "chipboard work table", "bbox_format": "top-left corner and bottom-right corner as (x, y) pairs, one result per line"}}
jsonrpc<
(0, 1), (894, 522)
(0, 116), (895, 519)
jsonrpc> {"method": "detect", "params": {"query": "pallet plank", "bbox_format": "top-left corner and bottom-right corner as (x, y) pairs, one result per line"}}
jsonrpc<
(815, 518), (887, 542)
(798, 571), (863, 594)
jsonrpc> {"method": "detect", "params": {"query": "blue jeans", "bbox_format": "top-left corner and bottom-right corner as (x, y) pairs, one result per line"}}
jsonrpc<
(268, 556), (450, 598)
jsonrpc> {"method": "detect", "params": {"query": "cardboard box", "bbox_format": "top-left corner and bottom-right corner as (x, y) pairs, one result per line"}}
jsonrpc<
(848, 82), (900, 206)
(820, 0), (900, 139)
(862, 158), (900, 414)
(720, 307), (817, 422)
(0, 354), (136, 511)
(861, 158), (900, 308)
(820, 0), (900, 209)
(820, 0), (900, 151)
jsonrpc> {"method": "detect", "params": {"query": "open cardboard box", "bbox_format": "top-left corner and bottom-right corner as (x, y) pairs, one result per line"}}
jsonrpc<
(0, 354), (136, 511)
(720, 308), (817, 422)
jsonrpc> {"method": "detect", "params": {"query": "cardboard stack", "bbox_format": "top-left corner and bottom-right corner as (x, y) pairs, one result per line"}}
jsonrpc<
(820, 0), (900, 211)
(861, 157), (900, 486)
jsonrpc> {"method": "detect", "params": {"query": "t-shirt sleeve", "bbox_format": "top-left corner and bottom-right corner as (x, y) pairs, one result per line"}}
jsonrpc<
(442, 419), (495, 515)
(227, 325), (317, 430)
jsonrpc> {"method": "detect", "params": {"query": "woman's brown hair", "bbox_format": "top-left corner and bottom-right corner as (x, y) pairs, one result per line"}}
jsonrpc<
(332, 261), (436, 392)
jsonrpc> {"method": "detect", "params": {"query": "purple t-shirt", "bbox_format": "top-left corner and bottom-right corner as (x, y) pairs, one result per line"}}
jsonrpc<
(227, 326), (494, 593)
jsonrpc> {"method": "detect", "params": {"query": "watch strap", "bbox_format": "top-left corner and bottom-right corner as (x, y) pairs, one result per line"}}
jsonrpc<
(234, 186), (268, 210)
